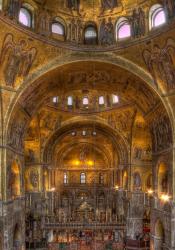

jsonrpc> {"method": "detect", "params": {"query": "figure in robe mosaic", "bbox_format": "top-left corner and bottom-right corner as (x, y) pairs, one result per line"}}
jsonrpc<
(101, 0), (118, 12)
(143, 38), (175, 91)
(99, 18), (115, 46)
(0, 34), (37, 87)
(37, 8), (51, 36)
(164, 0), (175, 19)
(67, 0), (80, 12)
(130, 8), (145, 38)
(8, 0), (21, 19)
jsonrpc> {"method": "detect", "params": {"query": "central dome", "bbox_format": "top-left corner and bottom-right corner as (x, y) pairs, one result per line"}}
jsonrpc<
(40, 0), (138, 20)
(6, 0), (169, 50)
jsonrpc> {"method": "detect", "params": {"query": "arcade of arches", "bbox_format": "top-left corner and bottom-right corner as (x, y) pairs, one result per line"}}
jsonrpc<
(1, 0), (175, 250)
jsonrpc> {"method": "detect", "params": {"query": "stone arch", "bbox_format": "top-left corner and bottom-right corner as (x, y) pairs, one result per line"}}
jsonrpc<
(123, 170), (128, 190)
(133, 171), (142, 191)
(146, 174), (153, 190)
(157, 162), (168, 196)
(56, 142), (111, 169)
(42, 118), (129, 167)
(154, 219), (165, 250)
(43, 168), (49, 191)
(3, 57), (174, 200)
(10, 161), (21, 198)
(13, 224), (22, 249)
(24, 166), (39, 192)
(0, 233), (3, 250)
(4, 54), (174, 137)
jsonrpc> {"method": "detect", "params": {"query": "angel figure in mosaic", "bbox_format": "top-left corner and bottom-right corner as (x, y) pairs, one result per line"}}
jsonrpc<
(143, 38), (175, 91)
(101, 0), (118, 12)
(0, 33), (37, 87)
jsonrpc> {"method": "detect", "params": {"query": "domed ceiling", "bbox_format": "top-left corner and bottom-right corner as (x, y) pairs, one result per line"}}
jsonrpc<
(35, 0), (150, 20)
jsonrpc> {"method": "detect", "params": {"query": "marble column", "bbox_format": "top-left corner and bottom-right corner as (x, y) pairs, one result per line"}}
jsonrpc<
(126, 191), (144, 239)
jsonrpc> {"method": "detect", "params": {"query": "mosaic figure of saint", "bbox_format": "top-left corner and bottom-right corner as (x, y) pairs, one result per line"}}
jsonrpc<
(101, 0), (118, 12)
(67, 0), (80, 12)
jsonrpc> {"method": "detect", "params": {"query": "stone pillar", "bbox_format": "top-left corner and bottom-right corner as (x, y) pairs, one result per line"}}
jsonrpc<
(3, 199), (25, 250)
(151, 235), (164, 250)
(126, 191), (144, 239)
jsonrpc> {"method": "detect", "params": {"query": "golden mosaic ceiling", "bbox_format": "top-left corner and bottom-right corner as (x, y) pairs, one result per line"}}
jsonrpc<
(34, 0), (153, 20)
(18, 61), (160, 116)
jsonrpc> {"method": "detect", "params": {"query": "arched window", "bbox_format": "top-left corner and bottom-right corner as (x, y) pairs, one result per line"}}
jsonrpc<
(133, 172), (142, 191)
(84, 25), (97, 45)
(149, 5), (166, 29)
(11, 161), (20, 197)
(52, 96), (59, 104)
(116, 18), (131, 40)
(82, 130), (86, 136)
(83, 97), (89, 105)
(146, 174), (153, 189)
(19, 7), (32, 27)
(112, 94), (119, 104)
(67, 96), (73, 106)
(0, 0), (2, 10)
(13, 224), (21, 248)
(52, 22), (65, 35)
(63, 173), (68, 184)
(80, 173), (86, 184)
(99, 96), (105, 105)
(92, 131), (97, 136)
(71, 131), (76, 136)
(155, 219), (165, 247)
(158, 163), (168, 195)
(99, 173), (104, 184)
(123, 171), (128, 189)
